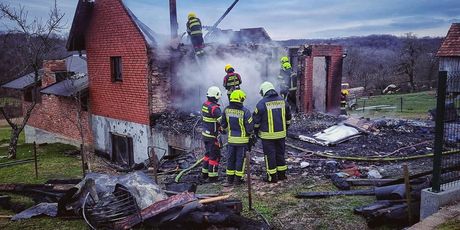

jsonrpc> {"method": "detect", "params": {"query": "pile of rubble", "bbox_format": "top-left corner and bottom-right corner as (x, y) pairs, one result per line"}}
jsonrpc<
(0, 172), (267, 229)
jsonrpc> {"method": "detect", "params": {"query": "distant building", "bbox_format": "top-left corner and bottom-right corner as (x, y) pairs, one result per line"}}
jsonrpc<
(437, 23), (460, 93)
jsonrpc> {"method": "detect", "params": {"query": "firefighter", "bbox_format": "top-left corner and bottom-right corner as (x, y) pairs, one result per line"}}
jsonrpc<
(253, 82), (292, 183)
(223, 64), (242, 101)
(221, 90), (254, 186)
(280, 56), (289, 65)
(186, 12), (204, 56)
(341, 89), (349, 115)
(201, 86), (223, 182)
(278, 62), (292, 99)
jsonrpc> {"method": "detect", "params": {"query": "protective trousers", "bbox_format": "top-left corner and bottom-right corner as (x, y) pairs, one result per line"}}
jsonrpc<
(262, 138), (287, 181)
(226, 145), (246, 179)
(202, 138), (220, 178)
(191, 35), (204, 50)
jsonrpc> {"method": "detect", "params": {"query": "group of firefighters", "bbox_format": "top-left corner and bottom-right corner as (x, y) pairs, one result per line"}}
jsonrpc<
(200, 61), (293, 186)
(187, 12), (295, 185)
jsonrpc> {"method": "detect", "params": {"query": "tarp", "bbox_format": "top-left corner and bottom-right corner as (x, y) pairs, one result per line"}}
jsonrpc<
(299, 123), (361, 146)
(12, 203), (57, 221)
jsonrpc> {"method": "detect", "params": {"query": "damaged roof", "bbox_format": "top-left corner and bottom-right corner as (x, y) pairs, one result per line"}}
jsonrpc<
(437, 23), (460, 57)
(40, 74), (88, 97)
(67, 0), (157, 51)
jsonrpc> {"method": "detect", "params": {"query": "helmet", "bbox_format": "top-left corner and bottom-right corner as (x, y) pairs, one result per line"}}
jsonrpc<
(229, 90), (246, 103)
(341, 89), (349, 95)
(207, 86), (222, 100)
(224, 64), (234, 73)
(280, 56), (289, 64)
(282, 62), (292, 70)
(188, 12), (196, 20)
(259, 81), (275, 96)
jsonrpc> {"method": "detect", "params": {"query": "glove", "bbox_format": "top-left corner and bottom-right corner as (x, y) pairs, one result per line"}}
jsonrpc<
(221, 129), (227, 135)
(247, 134), (257, 152)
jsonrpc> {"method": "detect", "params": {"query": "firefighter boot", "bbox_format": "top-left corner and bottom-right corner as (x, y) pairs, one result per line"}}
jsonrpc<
(234, 176), (245, 186)
(201, 172), (208, 180)
(263, 173), (278, 183)
(223, 175), (234, 187)
(207, 176), (219, 183)
(277, 171), (287, 181)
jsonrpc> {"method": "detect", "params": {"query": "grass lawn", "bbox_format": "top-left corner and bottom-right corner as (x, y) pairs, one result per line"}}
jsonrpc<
(350, 91), (436, 119)
(0, 125), (86, 229)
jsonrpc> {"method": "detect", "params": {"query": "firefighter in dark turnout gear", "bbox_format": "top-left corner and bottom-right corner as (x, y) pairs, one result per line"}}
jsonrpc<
(223, 64), (242, 101)
(253, 82), (292, 183)
(186, 12), (204, 55)
(221, 90), (254, 186)
(201, 86), (223, 182)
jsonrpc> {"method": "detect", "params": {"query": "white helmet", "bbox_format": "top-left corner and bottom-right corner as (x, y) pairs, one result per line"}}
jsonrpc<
(259, 81), (275, 96)
(207, 86), (222, 100)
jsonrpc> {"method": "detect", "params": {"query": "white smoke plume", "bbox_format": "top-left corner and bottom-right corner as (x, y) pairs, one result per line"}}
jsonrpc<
(174, 44), (283, 113)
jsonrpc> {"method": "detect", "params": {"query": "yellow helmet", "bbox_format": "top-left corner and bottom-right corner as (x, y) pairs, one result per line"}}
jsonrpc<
(188, 12), (196, 20)
(282, 62), (292, 70)
(280, 56), (289, 64)
(341, 89), (349, 95)
(259, 81), (275, 96)
(207, 86), (222, 100)
(224, 64), (234, 73)
(229, 90), (246, 103)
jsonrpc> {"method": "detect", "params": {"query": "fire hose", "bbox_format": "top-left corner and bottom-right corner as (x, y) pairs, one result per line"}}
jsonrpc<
(174, 157), (204, 183)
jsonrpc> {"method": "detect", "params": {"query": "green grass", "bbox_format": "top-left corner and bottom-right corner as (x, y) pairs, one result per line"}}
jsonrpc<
(437, 218), (460, 230)
(0, 125), (86, 229)
(196, 177), (372, 229)
(350, 91), (436, 119)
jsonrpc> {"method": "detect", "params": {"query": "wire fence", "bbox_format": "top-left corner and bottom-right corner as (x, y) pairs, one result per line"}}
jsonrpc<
(432, 71), (460, 192)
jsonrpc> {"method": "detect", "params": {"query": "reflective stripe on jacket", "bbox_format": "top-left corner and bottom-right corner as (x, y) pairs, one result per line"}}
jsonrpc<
(187, 17), (202, 36)
(201, 100), (222, 139)
(221, 102), (253, 145)
(253, 90), (292, 140)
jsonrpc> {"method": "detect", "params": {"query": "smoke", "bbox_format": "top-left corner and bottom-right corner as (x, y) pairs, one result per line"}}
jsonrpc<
(174, 44), (282, 113)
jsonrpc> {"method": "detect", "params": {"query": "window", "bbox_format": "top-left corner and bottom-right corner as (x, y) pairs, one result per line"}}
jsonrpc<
(111, 133), (133, 167)
(24, 85), (41, 103)
(110, 56), (123, 82)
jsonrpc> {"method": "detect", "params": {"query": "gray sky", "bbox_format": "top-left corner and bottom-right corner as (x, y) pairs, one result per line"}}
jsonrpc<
(1, 0), (459, 39)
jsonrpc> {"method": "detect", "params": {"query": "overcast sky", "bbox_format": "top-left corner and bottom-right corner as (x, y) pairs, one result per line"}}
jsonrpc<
(1, 0), (459, 40)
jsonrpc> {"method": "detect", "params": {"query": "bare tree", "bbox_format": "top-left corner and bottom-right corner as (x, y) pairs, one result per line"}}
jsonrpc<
(397, 33), (424, 92)
(0, 1), (65, 159)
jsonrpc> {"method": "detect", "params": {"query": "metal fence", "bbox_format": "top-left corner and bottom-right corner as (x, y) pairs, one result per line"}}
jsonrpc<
(432, 71), (460, 192)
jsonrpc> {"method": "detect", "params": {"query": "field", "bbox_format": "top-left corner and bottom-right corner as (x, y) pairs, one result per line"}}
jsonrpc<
(350, 91), (437, 119)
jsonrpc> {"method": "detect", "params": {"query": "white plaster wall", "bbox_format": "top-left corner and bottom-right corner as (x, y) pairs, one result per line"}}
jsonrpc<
(91, 115), (151, 163)
(24, 125), (81, 147)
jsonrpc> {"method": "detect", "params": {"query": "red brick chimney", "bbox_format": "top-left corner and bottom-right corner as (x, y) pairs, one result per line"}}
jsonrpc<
(42, 60), (67, 88)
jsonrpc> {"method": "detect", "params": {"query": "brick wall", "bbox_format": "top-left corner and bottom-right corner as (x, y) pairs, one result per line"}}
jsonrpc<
(42, 60), (66, 87)
(85, 0), (151, 125)
(298, 45), (343, 114)
(26, 60), (93, 144)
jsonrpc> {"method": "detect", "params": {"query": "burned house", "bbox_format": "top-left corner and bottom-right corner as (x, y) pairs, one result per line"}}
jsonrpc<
(438, 23), (460, 94)
(3, 0), (344, 166)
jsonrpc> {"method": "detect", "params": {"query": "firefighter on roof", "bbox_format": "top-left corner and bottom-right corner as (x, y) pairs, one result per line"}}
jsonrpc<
(221, 90), (254, 186)
(223, 64), (242, 101)
(201, 86), (223, 182)
(253, 81), (292, 183)
(186, 12), (204, 56)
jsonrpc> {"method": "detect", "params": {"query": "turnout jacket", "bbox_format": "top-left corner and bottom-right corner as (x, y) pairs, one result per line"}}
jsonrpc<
(201, 99), (222, 139)
(223, 72), (242, 94)
(253, 90), (292, 140)
(221, 102), (254, 145)
(187, 17), (202, 36)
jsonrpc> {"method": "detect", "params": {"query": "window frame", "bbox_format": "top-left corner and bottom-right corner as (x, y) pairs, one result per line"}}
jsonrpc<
(110, 56), (123, 82)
